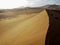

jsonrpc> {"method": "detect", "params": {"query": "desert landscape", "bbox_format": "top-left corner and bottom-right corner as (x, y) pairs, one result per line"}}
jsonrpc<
(0, 9), (49, 45)
(0, 5), (60, 45)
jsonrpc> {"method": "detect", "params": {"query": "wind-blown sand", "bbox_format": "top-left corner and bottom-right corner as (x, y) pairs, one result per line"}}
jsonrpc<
(0, 10), (49, 45)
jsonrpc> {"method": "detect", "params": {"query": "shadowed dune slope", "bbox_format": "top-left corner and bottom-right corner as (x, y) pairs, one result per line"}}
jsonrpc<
(45, 10), (60, 45)
(0, 10), (49, 45)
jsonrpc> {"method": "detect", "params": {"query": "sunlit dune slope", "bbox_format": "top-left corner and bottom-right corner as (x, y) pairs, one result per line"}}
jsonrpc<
(0, 10), (49, 45)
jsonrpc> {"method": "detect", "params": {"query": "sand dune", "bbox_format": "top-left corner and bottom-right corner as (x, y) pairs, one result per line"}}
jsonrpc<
(0, 10), (49, 45)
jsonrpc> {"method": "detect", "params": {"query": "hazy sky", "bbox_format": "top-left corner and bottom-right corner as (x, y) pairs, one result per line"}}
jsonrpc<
(0, 0), (60, 9)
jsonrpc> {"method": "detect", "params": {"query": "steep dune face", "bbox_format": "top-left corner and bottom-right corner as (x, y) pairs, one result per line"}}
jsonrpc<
(46, 10), (60, 45)
(0, 10), (49, 45)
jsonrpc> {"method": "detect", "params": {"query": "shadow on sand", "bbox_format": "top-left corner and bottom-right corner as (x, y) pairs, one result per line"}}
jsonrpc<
(45, 10), (60, 45)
